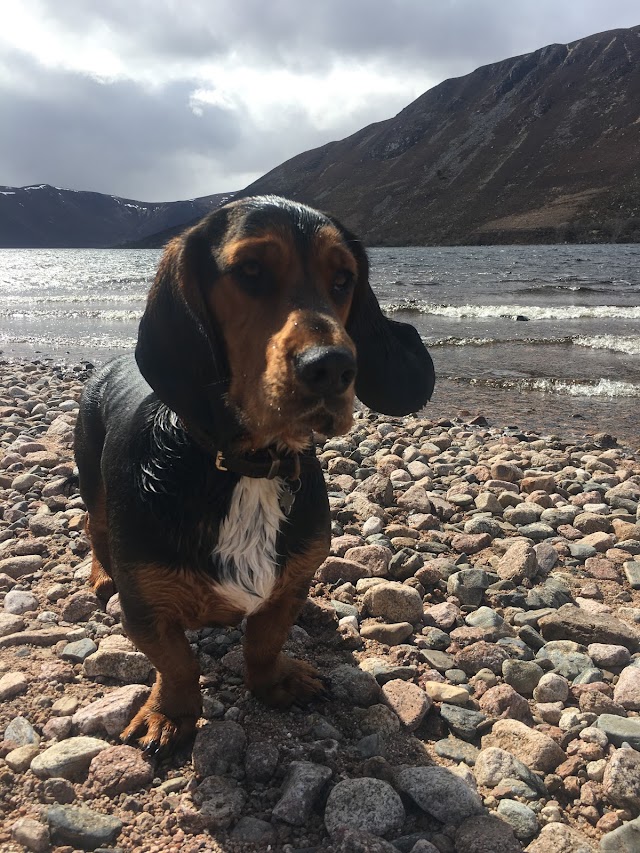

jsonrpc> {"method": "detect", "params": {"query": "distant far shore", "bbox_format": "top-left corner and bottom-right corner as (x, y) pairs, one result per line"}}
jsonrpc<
(3, 235), (640, 250)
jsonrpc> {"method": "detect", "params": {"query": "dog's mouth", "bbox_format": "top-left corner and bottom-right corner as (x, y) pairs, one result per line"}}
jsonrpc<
(304, 406), (337, 437)
(249, 399), (352, 450)
(296, 395), (353, 436)
(231, 376), (355, 451)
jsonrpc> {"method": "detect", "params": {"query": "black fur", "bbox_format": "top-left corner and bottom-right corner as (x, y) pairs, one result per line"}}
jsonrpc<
(75, 355), (328, 579)
(134, 210), (237, 451)
(135, 197), (435, 449)
(75, 195), (433, 650)
(73, 196), (435, 747)
(330, 217), (436, 416)
(76, 195), (435, 595)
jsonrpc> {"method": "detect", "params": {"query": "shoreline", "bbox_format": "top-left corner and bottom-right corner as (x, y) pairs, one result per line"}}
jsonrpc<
(3, 354), (639, 451)
(1, 359), (640, 852)
(425, 378), (640, 452)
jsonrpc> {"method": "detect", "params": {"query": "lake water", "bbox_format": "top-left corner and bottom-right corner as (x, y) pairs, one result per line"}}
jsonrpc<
(1, 244), (639, 444)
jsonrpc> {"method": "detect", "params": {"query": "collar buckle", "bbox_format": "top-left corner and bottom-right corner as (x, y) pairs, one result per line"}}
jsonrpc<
(215, 445), (307, 480)
(266, 448), (281, 479)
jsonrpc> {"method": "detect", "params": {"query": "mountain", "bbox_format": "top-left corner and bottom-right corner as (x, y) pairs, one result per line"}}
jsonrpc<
(9, 26), (639, 249)
(117, 212), (217, 249)
(238, 25), (640, 245)
(0, 184), (234, 248)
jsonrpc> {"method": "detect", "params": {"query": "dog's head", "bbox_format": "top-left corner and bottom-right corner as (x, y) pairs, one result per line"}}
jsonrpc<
(136, 195), (434, 451)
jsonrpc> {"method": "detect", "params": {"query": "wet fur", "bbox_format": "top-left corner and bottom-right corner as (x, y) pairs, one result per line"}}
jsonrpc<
(74, 195), (435, 751)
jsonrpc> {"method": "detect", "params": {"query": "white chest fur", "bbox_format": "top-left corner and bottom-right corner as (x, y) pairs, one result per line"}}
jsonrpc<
(213, 476), (286, 615)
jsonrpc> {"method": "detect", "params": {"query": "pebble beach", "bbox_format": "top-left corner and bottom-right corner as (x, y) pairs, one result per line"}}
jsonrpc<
(1, 358), (640, 853)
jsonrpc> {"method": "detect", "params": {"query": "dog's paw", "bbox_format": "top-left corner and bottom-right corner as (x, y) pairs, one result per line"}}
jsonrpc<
(89, 561), (115, 603)
(121, 703), (197, 756)
(249, 657), (327, 709)
(92, 577), (115, 603)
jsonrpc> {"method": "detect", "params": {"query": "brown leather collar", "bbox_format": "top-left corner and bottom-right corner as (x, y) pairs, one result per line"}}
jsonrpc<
(177, 413), (315, 480)
(214, 445), (315, 480)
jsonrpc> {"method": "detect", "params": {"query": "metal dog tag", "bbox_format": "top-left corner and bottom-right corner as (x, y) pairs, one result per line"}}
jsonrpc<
(279, 484), (296, 516)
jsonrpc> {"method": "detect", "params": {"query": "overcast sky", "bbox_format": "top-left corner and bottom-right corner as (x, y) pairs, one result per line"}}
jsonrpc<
(1, 1), (638, 201)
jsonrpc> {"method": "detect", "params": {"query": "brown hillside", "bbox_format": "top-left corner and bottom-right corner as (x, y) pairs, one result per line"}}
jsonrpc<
(240, 25), (640, 245)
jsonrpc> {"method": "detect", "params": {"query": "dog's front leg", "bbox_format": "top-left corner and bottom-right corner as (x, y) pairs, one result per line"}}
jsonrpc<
(243, 537), (328, 708)
(115, 564), (205, 753)
(119, 617), (202, 753)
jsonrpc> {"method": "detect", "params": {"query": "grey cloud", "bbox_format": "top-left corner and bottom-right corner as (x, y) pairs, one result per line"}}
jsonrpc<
(27, 0), (640, 75)
(0, 51), (243, 198)
(0, 49), (404, 199)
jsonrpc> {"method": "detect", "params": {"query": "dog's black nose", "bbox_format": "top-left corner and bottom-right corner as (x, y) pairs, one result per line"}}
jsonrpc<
(295, 346), (356, 397)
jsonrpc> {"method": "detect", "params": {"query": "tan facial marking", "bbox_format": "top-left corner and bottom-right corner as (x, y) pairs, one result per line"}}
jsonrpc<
(207, 226), (358, 449)
(219, 234), (292, 273)
(310, 227), (357, 316)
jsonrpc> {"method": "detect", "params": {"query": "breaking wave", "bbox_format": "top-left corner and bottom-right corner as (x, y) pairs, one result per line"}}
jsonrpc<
(573, 335), (640, 356)
(426, 335), (574, 347)
(0, 309), (141, 321)
(2, 292), (146, 305)
(454, 377), (640, 398)
(0, 331), (134, 349)
(426, 334), (640, 354)
(387, 300), (640, 321)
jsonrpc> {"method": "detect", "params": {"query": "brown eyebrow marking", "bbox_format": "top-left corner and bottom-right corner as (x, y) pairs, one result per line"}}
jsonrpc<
(219, 235), (292, 268)
(312, 225), (358, 273)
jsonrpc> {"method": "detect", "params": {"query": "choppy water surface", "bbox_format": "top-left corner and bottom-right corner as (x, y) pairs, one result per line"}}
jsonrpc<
(1, 244), (639, 443)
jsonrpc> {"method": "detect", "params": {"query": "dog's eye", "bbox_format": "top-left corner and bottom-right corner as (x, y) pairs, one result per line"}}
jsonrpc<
(232, 258), (272, 296)
(332, 269), (355, 297)
(238, 260), (261, 278)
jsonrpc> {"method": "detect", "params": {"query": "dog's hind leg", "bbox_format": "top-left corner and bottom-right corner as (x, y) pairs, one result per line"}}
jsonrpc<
(75, 397), (115, 602)
(85, 489), (115, 602)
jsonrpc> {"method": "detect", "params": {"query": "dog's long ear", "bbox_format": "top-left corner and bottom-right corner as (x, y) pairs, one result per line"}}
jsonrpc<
(135, 209), (236, 441)
(331, 220), (435, 416)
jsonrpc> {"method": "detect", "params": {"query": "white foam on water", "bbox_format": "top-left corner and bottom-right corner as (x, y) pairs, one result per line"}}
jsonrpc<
(0, 331), (134, 349)
(426, 335), (576, 347)
(573, 335), (640, 356)
(531, 378), (640, 397)
(427, 336), (503, 347)
(4, 293), (146, 304)
(0, 309), (141, 321)
(428, 334), (640, 353)
(387, 300), (640, 321)
(462, 377), (640, 398)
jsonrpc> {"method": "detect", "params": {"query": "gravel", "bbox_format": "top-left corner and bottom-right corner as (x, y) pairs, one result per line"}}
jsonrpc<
(2, 359), (640, 851)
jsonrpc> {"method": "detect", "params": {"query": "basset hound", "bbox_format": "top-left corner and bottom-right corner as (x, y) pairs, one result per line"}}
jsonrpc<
(74, 195), (435, 754)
